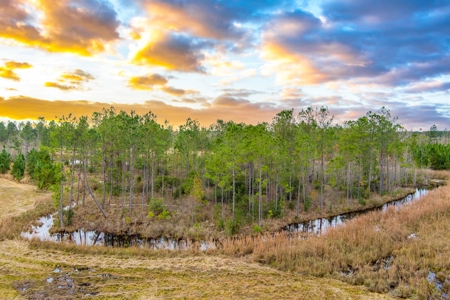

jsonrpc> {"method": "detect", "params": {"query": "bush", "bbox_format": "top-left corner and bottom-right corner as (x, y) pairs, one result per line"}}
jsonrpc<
(225, 218), (239, 236)
(252, 225), (262, 233)
(158, 209), (170, 220)
(149, 198), (165, 216)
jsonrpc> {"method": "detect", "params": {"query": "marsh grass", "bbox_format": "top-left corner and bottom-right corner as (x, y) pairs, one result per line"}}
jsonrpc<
(215, 171), (450, 298)
(1, 239), (389, 299)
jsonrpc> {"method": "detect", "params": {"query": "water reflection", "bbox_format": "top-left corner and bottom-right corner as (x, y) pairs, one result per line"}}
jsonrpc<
(284, 189), (428, 236)
(21, 188), (429, 249)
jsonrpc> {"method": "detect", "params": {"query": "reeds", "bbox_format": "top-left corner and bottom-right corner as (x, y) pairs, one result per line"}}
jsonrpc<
(215, 177), (450, 297)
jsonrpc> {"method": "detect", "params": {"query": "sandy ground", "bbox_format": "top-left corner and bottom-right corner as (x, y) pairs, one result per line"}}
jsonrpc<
(0, 176), (392, 299)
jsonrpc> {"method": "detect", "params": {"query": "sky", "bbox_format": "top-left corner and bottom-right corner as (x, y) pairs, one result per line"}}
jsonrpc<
(0, 0), (449, 130)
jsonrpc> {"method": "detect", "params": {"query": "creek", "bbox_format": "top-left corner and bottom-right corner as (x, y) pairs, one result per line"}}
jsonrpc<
(21, 188), (431, 249)
(284, 188), (429, 235)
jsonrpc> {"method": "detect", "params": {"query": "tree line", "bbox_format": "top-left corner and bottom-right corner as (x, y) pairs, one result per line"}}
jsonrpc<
(0, 107), (448, 233)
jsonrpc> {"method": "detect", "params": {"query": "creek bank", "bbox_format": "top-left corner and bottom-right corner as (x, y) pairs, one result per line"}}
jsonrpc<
(21, 186), (437, 249)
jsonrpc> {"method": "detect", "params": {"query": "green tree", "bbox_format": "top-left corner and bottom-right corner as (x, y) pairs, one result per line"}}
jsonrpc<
(11, 153), (25, 180)
(0, 122), (8, 143)
(0, 146), (11, 173)
(20, 121), (36, 159)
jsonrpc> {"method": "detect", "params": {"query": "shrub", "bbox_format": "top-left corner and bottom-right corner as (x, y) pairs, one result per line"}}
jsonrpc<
(225, 218), (239, 236)
(158, 208), (170, 220)
(149, 198), (165, 216)
(253, 225), (262, 233)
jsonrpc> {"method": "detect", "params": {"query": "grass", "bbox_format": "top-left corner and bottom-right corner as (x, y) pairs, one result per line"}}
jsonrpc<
(215, 171), (450, 298)
(1, 170), (449, 298)
(0, 174), (391, 299)
(0, 239), (392, 299)
(0, 175), (54, 240)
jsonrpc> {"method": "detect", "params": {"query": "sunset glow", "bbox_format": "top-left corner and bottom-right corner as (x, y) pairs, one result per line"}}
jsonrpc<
(0, 0), (449, 129)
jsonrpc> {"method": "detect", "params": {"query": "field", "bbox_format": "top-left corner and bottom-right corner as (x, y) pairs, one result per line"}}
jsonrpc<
(0, 177), (391, 299)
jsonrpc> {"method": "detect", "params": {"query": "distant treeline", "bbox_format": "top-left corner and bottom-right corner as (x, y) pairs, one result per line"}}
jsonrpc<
(0, 107), (449, 231)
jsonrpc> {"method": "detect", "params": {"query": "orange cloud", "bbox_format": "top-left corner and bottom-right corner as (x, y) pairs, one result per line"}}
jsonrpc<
(161, 86), (197, 96)
(132, 32), (205, 72)
(0, 68), (20, 81)
(128, 74), (168, 90)
(4, 61), (32, 69)
(45, 69), (94, 91)
(0, 95), (280, 127)
(0, 0), (120, 56)
(0, 60), (32, 81)
(44, 82), (77, 91)
(128, 73), (198, 96)
(260, 42), (329, 85)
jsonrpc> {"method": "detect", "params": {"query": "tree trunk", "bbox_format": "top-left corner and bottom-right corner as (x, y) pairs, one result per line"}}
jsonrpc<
(151, 151), (155, 199)
(129, 145), (135, 214)
(258, 166), (262, 226)
(69, 145), (76, 209)
(232, 167), (235, 222)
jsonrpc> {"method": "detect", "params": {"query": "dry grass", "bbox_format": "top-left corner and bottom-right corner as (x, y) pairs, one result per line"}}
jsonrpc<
(0, 176), (42, 220)
(215, 171), (450, 298)
(0, 176), (53, 240)
(0, 239), (392, 299)
(0, 176), (390, 299)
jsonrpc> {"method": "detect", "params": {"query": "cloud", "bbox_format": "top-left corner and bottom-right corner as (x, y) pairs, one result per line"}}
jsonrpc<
(280, 88), (304, 99)
(0, 68), (20, 81)
(45, 69), (95, 91)
(403, 81), (450, 94)
(260, 41), (330, 85)
(0, 95), (278, 127)
(0, 60), (32, 81)
(4, 61), (32, 69)
(0, 0), (120, 56)
(259, 2), (450, 87)
(44, 82), (77, 91)
(128, 74), (168, 90)
(134, 0), (285, 41)
(132, 32), (207, 72)
(220, 89), (262, 98)
(127, 73), (198, 96)
(161, 86), (197, 96)
(129, 0), (294, 72)
(1, 95), (448, 130)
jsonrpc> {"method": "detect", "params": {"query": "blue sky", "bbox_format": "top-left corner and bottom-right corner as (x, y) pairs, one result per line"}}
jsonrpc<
(0, 0), (449, 130)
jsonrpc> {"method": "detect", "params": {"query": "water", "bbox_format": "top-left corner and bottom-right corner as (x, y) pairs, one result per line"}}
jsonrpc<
(20, 215), (57, 242)
(427, 271), (448, 298)
(284, 188), (428, 235)
(21, 188), (430, 249)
